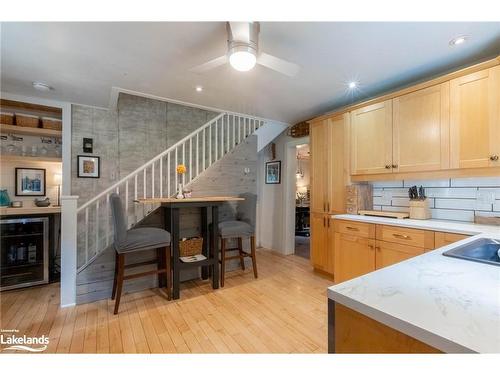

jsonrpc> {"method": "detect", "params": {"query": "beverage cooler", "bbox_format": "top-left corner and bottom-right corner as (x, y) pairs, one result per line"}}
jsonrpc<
(0, 217), (49, 291)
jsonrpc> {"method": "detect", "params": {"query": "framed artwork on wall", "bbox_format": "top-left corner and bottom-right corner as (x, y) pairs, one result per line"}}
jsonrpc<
(15, 168), (46, 196)
(77, 155), (100, 178)
(265, 161), (281, 184)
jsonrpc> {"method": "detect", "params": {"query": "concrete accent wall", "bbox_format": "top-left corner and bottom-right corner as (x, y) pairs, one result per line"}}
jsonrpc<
(71, 93), (218, 206)
(76, 136), (257, 304)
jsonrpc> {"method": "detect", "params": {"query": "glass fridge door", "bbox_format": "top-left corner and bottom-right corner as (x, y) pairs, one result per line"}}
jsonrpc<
(0, 217), (49, 290)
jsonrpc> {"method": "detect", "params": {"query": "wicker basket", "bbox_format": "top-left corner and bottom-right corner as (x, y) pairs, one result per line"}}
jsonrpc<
(0, 112), (14, 125)
(41, 117), (62, 131)
(179, 237), (203, 257)
(16, 113), (40, 128)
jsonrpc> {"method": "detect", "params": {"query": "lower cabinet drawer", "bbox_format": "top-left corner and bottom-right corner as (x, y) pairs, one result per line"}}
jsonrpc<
(375, 240), (425, 269)
(334, 220), (375, 239)
(376, 225), (434, 249)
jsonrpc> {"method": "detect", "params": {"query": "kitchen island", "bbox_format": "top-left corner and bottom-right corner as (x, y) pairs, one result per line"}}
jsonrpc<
(328, 215), (500, 353)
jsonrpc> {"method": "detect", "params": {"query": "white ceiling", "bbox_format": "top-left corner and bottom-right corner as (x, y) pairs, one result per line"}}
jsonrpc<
(1, 22), (499, 124)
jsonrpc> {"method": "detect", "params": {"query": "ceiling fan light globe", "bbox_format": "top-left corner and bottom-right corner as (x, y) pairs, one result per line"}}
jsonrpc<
(229, 51), (257, 72)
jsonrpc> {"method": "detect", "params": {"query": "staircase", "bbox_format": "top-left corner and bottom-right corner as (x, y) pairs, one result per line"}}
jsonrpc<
(76, 112), (265, 273)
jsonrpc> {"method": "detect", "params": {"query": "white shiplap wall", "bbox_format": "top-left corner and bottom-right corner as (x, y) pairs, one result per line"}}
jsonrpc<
(371, 177), (500, 222)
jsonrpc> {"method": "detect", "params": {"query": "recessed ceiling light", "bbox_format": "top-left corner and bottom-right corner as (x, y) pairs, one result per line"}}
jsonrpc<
(449, 36), (468, 46)
(348, 81), (357, 89)
(195, 86), (203, 92)
(32, 82), (52, 91)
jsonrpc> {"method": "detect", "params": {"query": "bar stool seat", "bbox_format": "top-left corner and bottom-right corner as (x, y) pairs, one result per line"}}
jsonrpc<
(115, 227), (171, 253)
(218, 193), (258, 287)
(218, 221), (253, 238)
(110, 193), (172, 314)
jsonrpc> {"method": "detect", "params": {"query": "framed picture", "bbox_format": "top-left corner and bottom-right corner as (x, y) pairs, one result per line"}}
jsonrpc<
(265, 161), (281, 184)
(77, 155), (100, 178)
(15, 168), (46, 196)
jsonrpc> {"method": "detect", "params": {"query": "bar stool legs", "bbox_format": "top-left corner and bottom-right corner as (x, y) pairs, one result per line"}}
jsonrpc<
(220, 235), (258, 287)
(111, 246), (171, 315)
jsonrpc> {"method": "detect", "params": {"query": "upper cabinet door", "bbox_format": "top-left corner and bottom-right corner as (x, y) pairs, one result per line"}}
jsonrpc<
(310, 120), (328, 213)
(327, 114), (349, 213)
(350, 100), (393, 175)
(392, 83), (450, 173)
(450, 66), (500, 169)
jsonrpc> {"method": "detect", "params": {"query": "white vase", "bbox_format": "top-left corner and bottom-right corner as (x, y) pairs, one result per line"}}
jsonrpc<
(176, 183), (184, 199)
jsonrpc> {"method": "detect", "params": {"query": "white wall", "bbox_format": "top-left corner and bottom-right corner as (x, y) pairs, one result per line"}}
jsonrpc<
(257, 131), (309, 253)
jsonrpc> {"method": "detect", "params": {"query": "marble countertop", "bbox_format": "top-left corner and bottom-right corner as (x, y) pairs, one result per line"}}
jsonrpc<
(332, 214), (500, 235)
(328, 232), (500, 353)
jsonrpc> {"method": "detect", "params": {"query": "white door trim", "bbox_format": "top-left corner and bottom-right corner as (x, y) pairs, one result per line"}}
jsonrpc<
(282, 137), (309, 256)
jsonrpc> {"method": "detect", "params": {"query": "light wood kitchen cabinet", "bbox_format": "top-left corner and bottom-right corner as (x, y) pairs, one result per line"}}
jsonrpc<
(350, 100), (393, 175)
(434, 231), (469, 248)
(375, 240), (424, 269)
(334, 232), (376, 283)
(310, 213), (334, 275)
(310, 120), (328, 213)
(450, 65), (500, 169)
(311, 115), (349, 214)
(393, 83), (450, 172)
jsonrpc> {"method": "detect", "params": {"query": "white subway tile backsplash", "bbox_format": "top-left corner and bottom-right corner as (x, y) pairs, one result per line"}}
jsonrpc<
(430, 209), (475, 222)
(374, 196), (391, 206)
(372, 181), (404, 188)
(478, 188), (500, 200)
(383, 188), (410, 198)
(403, 179), (450, 188)
(370, 178), (500, 222)
(451, 177), (500, 187)
(434, 198), (491, 211)
(424, 187), (478, 199)
(372, 205), (382, 211)
(391, 197), (410, 207)
(494, 201), (500, 212)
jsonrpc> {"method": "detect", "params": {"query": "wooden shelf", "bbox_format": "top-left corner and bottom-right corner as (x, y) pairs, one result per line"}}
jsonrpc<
(0, 206), (61, 216)
(0, 123), (62, 138)
(0, 155), (62, 163)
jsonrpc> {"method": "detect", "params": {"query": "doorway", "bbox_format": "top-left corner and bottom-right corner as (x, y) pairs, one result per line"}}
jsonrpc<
(294, 143), (310, 259)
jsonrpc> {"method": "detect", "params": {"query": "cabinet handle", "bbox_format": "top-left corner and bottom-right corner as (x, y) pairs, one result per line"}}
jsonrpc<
(393, 233), (410, 240)
(346, 226), (359, 231)
(368, 244), (374, 249)
(323, 217), (326, 227)
(323, 202), (326, 212)
(327, 218), (330, 228)
(375, 246), (381, 252)
(392, 164), (398, 169)
(327, 202), (330, 212)
(385, 165), (391, 169)
(490, 155), (499, 161)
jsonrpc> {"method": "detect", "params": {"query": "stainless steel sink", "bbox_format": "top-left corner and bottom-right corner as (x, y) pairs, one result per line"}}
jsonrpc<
(443, 238), (500, 266)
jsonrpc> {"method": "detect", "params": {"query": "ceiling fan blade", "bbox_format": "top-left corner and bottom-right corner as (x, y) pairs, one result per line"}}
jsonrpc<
(190, 55), (228, 73)
(257, 52), (300, 77)
(228, 22), (251, 42)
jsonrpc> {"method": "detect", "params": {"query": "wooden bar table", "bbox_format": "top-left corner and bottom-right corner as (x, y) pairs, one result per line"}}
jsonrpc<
(136, 196), (244, 299)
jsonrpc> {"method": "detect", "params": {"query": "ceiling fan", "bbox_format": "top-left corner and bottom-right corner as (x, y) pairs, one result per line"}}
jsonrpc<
(190, 22), (300, 77)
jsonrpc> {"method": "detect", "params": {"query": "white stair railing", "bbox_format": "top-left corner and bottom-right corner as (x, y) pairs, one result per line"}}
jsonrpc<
(76, 112), (264, 272)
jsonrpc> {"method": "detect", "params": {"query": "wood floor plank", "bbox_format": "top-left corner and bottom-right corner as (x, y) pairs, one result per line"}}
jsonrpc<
(0, 249), (330, 354)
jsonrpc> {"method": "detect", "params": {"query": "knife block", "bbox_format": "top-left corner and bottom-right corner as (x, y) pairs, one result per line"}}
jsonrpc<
(409, 199), (431, 220)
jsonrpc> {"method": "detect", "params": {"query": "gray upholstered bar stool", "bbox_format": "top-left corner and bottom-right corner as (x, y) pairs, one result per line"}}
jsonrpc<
(110, 193), (172, 314)
(218, 193), (258, 287)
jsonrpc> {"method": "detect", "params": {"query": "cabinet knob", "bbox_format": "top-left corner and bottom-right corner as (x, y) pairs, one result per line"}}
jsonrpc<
(385, 165), (391, 169)
(392, 164), (398, 169)
(490, 155), (499, 161)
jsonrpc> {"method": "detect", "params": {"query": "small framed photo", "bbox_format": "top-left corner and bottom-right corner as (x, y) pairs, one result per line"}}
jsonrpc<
(15, 168), (46, 196)
(265, 161), (281, 184)
(77, 155), (100, 178)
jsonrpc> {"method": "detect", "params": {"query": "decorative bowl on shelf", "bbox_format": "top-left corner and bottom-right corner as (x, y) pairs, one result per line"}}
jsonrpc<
(34, 197), (51, 207)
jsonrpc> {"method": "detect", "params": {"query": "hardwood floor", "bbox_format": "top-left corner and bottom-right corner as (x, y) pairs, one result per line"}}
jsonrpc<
(0, 249), (333, 353)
